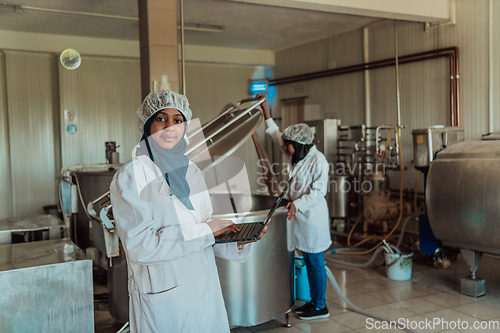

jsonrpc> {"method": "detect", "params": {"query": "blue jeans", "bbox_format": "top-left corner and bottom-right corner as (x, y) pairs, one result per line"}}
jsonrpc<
(302, 251), (327, 309)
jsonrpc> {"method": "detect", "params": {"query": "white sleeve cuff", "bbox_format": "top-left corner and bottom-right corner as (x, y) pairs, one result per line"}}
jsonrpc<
(265, 118), (280, 135)
(265, 118), (278, 128)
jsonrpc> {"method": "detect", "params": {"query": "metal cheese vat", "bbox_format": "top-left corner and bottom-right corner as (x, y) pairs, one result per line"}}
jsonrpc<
(426, 139), (500, 255)
(213, 194), (293, 327)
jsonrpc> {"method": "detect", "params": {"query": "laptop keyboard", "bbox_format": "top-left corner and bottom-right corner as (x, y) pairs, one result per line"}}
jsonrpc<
(220, 222), (260, 241)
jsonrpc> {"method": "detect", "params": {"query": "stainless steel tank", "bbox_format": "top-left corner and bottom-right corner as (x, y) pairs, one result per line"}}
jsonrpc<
(69, 166), (127, 321)
(426, 139), (500, 255)
(213, 194), (293, 327)
(330, 174), (357, 218)
(72, 166), (119, 249)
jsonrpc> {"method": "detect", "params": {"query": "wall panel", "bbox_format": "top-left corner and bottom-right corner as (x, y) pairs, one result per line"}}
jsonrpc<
(5, 51), (59, 216)
(59, 56), (141, 165)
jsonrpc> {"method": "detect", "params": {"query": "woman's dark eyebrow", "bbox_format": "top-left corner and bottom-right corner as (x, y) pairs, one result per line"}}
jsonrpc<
(158, 112), (183, 117)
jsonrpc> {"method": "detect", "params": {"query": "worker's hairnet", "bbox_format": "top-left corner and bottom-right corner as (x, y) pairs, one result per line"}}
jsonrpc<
(136, 89), (193, 133)
(282, 123), (314, 145)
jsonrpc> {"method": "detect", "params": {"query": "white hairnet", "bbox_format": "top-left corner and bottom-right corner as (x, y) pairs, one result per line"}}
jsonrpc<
(282, 123), (314, 145)
(136, 89), (193, 133)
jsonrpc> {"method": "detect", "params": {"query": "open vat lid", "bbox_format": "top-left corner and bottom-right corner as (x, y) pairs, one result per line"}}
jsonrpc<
(185, 97), (265, 172)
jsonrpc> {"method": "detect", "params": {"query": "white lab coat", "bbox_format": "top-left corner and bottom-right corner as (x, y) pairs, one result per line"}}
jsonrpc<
(109, 152), (250, 333)
(265, 118), (332, 253)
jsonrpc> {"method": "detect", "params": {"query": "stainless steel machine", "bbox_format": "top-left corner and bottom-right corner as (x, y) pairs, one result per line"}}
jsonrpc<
(412, 126), (465, 172)
(69, 165), (120, 250)
(363, 171), (399, 235)
(213, 194), (293, 327)
(306, 120), (407, 228)
(426, 136), (500, 297)
(305, 119), (355, 219)
(304, 119), (339, 165)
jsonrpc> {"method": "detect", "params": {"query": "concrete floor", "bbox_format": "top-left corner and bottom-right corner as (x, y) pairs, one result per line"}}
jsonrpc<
(94, 250), (500, 333)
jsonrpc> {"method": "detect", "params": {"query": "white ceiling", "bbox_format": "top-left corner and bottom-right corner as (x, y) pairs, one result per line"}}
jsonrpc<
(0, 0), (379, 51)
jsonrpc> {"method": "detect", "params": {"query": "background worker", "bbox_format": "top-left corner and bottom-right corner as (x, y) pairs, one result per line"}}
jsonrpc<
(257, 94), (332, 320)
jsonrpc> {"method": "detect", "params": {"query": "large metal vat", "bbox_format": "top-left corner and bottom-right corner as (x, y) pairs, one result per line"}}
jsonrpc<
(426, 139), (500, 255)
(71, 165), (119, 249)
(426, 138), (500, 297)
(213, 194), (293, 327)
(330, 174), (357, 218)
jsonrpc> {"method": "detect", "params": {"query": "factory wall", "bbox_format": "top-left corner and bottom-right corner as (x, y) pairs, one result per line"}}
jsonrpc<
(59, 56), (142, 166)
(271, 0), (500, 192)
(0, 51), (141, 218)
(0, 49), (262, 217)
(2, 51), (60, 218)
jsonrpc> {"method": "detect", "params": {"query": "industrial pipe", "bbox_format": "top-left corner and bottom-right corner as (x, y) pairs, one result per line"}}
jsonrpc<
(394, 20), (401, 127)
(375, 125), (402, 167)
(269, 48), (459, 85)
(269, 47), (461, 127)
(326, 266), (419, 333)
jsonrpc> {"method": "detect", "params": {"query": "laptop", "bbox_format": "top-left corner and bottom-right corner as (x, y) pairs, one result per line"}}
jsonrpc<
(214, 179), (292, 244)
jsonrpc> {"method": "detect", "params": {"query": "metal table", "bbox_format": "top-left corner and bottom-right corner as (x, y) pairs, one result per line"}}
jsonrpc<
(0, 238), (93, 333)
(0, 214), (65, 245)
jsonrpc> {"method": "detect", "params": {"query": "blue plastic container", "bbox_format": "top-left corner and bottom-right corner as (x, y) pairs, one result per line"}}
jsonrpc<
(294, 256), (311, 301)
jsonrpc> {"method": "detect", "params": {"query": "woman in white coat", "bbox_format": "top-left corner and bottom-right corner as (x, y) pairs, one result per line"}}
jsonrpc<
(110, 90), (267, 333)
(258, 95), (331, 320)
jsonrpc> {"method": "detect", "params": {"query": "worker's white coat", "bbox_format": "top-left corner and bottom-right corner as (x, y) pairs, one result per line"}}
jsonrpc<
(265, 119), (332, 253)
(110, 153), (250, 333)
